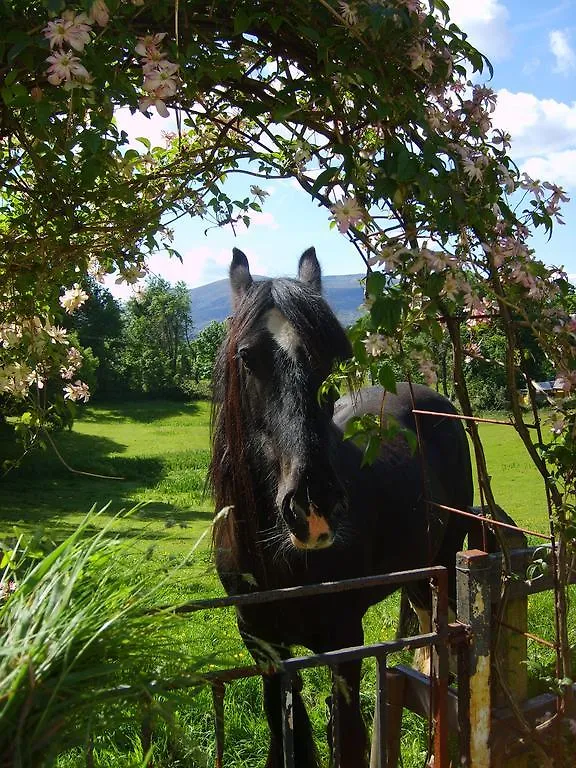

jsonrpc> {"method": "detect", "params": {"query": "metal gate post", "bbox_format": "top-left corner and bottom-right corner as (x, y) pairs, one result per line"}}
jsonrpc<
(457, 550), (492, 768)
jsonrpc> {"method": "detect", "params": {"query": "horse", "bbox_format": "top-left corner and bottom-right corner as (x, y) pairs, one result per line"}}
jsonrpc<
(209, 247), (473, 768)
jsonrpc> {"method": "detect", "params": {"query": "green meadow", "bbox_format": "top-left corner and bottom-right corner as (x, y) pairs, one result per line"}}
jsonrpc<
(0, 400), (565, 767)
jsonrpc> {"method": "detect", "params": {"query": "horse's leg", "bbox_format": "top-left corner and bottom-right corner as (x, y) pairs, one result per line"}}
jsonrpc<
(240, 633), (319, 768)
(314, 623), (368, 768)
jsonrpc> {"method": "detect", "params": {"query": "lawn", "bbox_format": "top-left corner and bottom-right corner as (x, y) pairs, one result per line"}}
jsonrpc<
(0, 399), (564, 767)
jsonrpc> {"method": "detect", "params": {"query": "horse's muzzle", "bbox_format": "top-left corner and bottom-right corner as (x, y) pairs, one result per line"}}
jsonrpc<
(281, 492), (336, 550)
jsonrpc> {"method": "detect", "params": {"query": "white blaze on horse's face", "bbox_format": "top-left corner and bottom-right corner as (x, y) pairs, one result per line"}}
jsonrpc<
(265, 307), (336, 550)
(265, 307), (301, 361)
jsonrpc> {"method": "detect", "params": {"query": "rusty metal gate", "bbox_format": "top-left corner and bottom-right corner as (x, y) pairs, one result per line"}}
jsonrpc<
(175, 564), (467, 768)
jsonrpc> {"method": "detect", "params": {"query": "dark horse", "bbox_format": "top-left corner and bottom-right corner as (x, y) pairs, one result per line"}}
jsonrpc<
(210, 247), (473, 767)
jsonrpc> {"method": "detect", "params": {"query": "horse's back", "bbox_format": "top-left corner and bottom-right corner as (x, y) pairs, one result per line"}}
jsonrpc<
(332, 384), (473, 555)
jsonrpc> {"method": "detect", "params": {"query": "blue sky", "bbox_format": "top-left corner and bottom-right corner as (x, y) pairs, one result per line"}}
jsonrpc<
(110, 0), (576, 298)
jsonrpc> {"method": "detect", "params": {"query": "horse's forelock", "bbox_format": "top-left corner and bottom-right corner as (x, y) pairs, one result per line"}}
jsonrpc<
(271, 279), (352, 366)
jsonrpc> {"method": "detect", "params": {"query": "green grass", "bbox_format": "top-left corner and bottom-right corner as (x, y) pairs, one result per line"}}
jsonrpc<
(0, 400), (568, 767)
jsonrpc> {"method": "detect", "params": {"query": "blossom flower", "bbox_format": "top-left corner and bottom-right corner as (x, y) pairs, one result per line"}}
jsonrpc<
(143, 60), (179, 97)
(59, 283), (89, 313)
(250, 185), (270, 203)
(138, 96), (170, 117)
(408, 43), (434, 74)
(46, 324), (69, 345)
(46, 51), (91, 85)
(90, 0), (109, 27)
(115, 263), (147, 285)
(462, 158), (483, 183)
(135, 33), (167, 57)
(43, 11), (93, 52)
(0, 580), (16, 601)
(543, 181), (570, 205)
(519, 173), (543, 198)
(330, 197), (364, 233)
(64, 380), (90, 402)
(1, 363), (32, 398)
(363, 333), (394, 357)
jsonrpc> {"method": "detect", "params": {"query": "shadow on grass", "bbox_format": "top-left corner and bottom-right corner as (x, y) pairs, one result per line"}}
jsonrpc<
(76, 399), (206, 424)
(0, 427), (212, 534)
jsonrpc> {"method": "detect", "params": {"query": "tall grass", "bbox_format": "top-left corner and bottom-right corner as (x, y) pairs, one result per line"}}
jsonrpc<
(0, 505), (221, 768)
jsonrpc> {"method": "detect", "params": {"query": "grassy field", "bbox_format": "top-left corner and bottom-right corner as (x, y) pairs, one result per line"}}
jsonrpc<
(0, 400), (565, 767)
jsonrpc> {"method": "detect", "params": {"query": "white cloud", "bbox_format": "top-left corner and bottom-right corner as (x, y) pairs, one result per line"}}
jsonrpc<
(232, 210), (278, 233)
(493, 89), (576, 158)
(113, 107), (177, 148)
(445, 0), (512, 60)
(549, 30), (576, 75)
(521, 151), (576, 188)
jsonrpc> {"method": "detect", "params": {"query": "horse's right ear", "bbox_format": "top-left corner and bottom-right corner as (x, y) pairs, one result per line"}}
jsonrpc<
(230, 248), (253, 310)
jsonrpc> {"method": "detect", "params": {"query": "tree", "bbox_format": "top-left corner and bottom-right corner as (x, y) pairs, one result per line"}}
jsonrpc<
(118, 277), (193, 396)
(64, 279), (123, 395)
(190, 321), (227, 382)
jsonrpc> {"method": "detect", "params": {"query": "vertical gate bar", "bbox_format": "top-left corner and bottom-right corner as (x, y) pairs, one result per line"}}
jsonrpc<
(372, 655), (388, 768)
(281, 673), (295, 768)
(212, 682), (225, 768)
(331, 663), (342, 767)
(431, 569), (449, 768)
(457, 550), (492, 768)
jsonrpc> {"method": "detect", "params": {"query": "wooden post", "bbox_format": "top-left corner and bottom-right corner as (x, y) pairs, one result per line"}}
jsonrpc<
(492, 527), (528, 768)
(457, 550), (492, 768)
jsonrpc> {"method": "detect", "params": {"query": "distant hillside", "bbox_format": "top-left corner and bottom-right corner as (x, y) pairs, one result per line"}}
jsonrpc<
(189, 274), (365, 333)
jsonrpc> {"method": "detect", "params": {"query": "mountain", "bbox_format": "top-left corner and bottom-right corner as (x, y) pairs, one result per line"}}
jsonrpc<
(189, 274), (366, 333)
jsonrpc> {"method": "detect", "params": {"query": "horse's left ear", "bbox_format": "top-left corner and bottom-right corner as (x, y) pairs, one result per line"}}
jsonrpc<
(298, 247), (322, 293)
(230, 248), (253, 310)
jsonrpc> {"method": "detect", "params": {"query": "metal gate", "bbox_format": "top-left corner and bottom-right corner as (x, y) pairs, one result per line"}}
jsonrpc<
(175, 564), (464, 768)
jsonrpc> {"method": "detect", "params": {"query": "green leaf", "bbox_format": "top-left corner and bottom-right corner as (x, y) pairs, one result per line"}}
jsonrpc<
(234, 10), (252, 35)
(311, 166), (340, 194)
(135, 136), (151, 150)
(376, 364), (397, 392)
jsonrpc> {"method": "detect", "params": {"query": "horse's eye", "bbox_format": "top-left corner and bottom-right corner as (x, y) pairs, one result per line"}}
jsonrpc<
(238, 345), (258, 373)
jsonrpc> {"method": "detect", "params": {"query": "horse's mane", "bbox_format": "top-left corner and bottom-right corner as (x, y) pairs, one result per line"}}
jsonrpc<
(209, 278), (351, 585)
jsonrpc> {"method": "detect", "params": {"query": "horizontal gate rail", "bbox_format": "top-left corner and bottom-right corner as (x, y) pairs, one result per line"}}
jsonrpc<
(164, 564), (449, 614)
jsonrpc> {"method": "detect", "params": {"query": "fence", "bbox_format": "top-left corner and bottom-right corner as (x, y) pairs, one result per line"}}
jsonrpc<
(171, 526), (576, 768)
(176, 564), (460, 768)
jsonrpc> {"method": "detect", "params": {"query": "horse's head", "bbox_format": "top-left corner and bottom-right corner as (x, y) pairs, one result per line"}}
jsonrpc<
(215, 247), (352, 551)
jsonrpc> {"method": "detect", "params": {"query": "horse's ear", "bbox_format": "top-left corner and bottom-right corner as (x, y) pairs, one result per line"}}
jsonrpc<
(230, 248), (253, 310)
(298, 247), (322, 293)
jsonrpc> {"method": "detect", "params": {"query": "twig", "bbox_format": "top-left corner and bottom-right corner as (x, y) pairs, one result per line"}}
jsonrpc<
(42, 429), (124, 481)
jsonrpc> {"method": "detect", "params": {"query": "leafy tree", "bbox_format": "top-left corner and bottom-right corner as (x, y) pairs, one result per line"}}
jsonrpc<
(64, 279), (123, 395)
(190, 321), (227, 383)
(118, 278), (193, 397)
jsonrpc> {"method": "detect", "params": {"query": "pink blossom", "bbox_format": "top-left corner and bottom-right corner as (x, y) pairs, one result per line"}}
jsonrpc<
(59, 283), (88, 313)
(408, 43), (434, 74)
(46, 51), (91, 85)
(135, 33), (167, 57)
(43, 11), (93, 52)
(64, 380), (90, 402)
(90, 0), (109, 27)
(138, 96), (170, 118)
(142, 60), (179, 97)
(330, 197), (364, 233)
